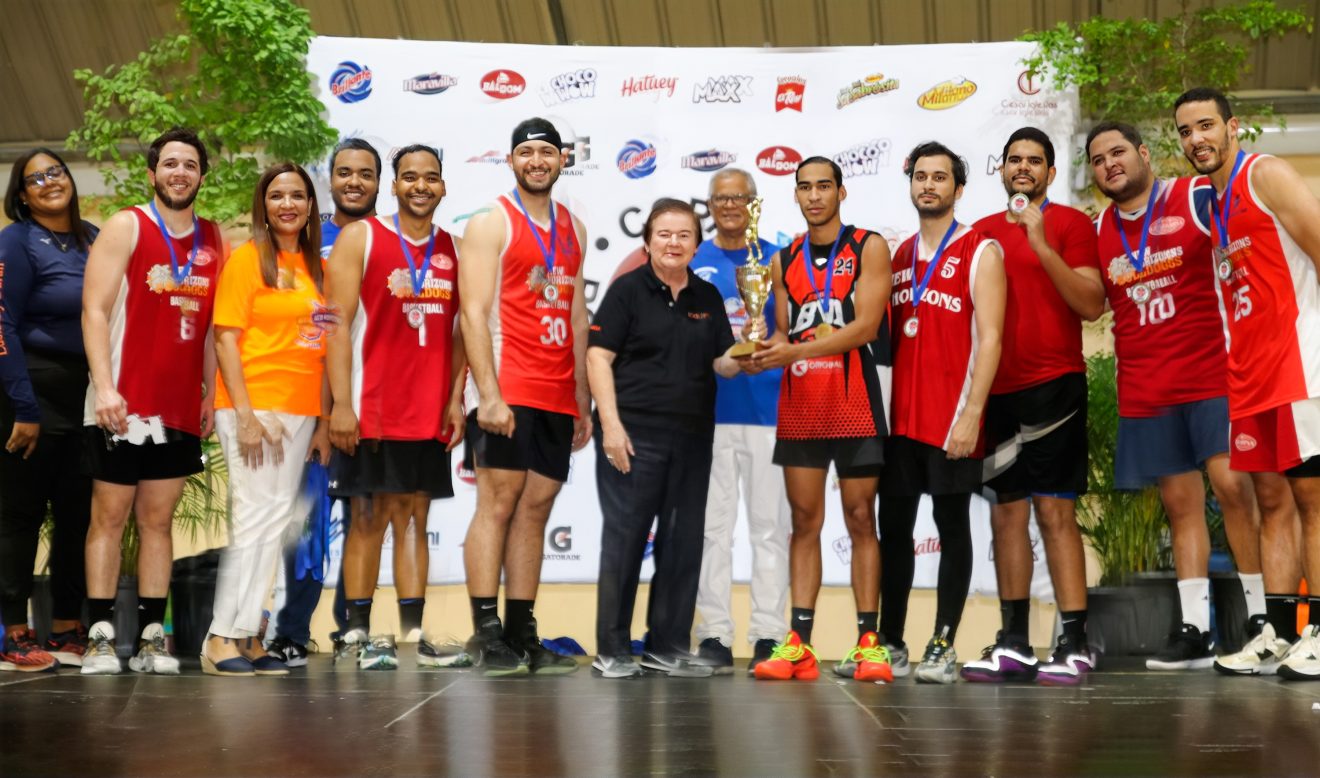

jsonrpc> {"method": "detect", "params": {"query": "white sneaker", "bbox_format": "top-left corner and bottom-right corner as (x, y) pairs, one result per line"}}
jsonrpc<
(1278, 625), (1320, 681)
(914, 637), (958, 685)
(80, 621), (122, 675)
(128, 623), (180, 675)
(1213, 622), (1291, 676)
(592, 655), (642, 678)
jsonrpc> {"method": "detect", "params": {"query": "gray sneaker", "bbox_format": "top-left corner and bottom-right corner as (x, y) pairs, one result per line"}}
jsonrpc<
(887, 643), (911, 678)
(592, 655), (643, 678)
(914, 636), (957, 685)
(640, 651), (715, 678)
(128, 623), (180, 675)
(359, 634), (399, 671)
(80, 621), (122, 676)
(417, 635), (474, 668)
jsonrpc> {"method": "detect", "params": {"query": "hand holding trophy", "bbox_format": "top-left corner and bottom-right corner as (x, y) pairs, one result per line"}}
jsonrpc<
(730, 197), (772, 357)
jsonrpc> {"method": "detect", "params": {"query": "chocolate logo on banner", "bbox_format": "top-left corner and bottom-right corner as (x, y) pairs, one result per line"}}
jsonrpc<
(403, 73), (457, 95)
(833, 138), (892, 178)
(617, 139), (658, 179)
(756, 146), (802, 176)
(480, 70), (526, 99)
(692, 75), (753, 103)
(330, 61), (373, 103)
(540, 68), (597, 105)
(917, 77), (978, 110)
(681, 149), (737, 172)
(776, 76), (805, 112)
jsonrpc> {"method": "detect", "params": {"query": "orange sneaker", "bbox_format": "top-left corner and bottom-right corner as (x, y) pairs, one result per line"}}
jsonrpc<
(843, 631), (894, 683)
(753, 631), (819, 680)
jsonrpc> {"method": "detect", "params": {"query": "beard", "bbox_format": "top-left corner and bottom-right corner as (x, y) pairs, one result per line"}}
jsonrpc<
(915, 199), (953, 219)
(154, 179), (199, 211)
(515, 165), (561, 194)
(1185, 136), (1231, 175)
(1097, 165), (1152, 204)
(332, 190), (374, 218)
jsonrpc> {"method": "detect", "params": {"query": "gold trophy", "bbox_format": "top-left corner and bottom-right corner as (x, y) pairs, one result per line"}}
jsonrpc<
(730, 197), (772, 357)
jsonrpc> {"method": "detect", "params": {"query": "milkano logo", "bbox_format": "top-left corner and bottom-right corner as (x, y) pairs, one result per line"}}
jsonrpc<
(330, 61), (372, 103)
(403, 73), (457, 95)
(617, 140), (657, 179)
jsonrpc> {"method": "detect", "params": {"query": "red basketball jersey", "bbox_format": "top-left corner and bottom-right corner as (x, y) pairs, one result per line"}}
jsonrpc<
(1096, 176), (1229, 417)
(1213, 153), (1320, 418)
(350, 216), (460, 442)
(776, 226), (890, 441)
(83, 206), (223, 436)
(889, 227), (996, 453)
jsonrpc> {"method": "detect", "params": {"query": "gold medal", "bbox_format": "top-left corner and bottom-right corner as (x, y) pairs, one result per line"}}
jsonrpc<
(815, 323), (835, 339)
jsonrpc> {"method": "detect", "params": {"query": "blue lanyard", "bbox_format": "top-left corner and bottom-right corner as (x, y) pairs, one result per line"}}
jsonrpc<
(1113, 180), (1161, 272)
(512, 189), (557, 277)
(392, 214), (434, 296)
(1212, 150), (1246, 248)
(804, 226), (847, 304)
(148, 200), (200, 286)
(1040, 198), (1050, 212)
(911, 220), (959, 313)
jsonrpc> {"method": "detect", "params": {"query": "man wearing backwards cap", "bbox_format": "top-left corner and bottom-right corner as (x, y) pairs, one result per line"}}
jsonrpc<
(459, 118), (590, 675)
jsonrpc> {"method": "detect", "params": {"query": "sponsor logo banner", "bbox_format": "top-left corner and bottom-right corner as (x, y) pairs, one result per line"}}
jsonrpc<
(620, 75), (677, 98)
(833, 138), (892, 177)
(917, 77), (977, 110)
(403, 72), (457, 95)
(837, 73), (898, 109)
(681, 149), (736, 172)
(756, 145), (802, 176)
(540, 68), (598, 105)
(776, 76), (805, 112)
(330, 61), (372, 103)
(692, 75), (752, 103)
(617, 139), (658, 179)
(480, 69), (526, 99)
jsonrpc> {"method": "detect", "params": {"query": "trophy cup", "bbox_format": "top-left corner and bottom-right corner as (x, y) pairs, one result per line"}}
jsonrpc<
(730, 197), (772, 357)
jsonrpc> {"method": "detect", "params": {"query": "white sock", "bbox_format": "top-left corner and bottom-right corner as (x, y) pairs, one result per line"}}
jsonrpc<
(1177, 577), (1211, 633)
(1239, 572), (1266, 617)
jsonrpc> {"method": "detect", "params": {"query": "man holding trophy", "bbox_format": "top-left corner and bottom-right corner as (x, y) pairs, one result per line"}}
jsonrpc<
(691, 170), (790, 676)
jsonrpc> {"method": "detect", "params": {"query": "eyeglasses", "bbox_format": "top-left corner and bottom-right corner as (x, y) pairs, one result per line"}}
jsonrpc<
(709, 194), (753, 206)
(23, 166), (67, 189)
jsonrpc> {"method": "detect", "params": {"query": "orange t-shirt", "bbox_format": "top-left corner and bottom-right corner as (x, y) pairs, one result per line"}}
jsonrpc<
(213, 241), (328, 416)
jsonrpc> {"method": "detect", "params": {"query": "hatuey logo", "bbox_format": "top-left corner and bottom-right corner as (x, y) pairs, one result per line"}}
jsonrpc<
(620, 75), (677, 98)
(617, 140), (657, 179)
(330, 61), (372, 103)
(692, 75), (752, 103)
(681, 149), (736, 172)
(480, 70), (526, 99)
(917, 77), (977, 110)
(776, 76), (805, 112)
(833, 138), (891, 177)
(403, 72), (457, 95)
(540, 68), (597, 105)
(756, 146), (802, 176)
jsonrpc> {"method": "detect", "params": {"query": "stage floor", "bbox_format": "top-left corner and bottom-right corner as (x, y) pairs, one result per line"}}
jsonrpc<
(2, 655), (1317, 777)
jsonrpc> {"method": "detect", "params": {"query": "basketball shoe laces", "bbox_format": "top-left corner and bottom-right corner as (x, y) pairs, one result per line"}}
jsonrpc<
(769, 640), (817, 663)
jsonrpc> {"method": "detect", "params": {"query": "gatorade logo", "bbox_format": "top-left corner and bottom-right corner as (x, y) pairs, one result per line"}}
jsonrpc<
(1234, 433), (1257, 452)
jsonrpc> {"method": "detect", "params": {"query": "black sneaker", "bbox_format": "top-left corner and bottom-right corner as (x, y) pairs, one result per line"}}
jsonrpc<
(510, 618), (578, 675)
(1146, 623), (1215, 670)
(465, 619), (529, 677)
(747, 638), (776, 676)
(266, 636), (310, 668)
(696, 638), (734, 675)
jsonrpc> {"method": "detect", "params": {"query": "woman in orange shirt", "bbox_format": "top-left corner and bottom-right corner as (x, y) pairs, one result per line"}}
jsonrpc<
(202, 163), (333, 676)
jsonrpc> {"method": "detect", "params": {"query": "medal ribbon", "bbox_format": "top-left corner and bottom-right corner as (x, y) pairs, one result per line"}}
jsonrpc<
(1211, 150), (1246, 248)
(1114, 180), (1162, 273)
(803, 226), (847, 307)
(393, 214), (435, 296)
(512, 188), (557, 285)
(148, 199), (201, 286)
(911, 220), (959, 315)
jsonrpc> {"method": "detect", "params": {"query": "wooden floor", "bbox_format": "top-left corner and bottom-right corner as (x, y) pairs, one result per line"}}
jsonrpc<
(2, 655), (1317, 777)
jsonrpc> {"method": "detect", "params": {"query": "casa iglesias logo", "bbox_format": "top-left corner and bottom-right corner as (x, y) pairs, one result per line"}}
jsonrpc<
(836, 73), (899, 109)
(403, 73), (457, 95)
(681, 149), (736, 172)
(617, 140), (658, 179)
(756, 146), (802, 176)
(480, 70), (526, 99)
(1017, 70), (1042, 95)
(917, 77), (978, 110)
(329, 61), (372, 103)
(692, 75), (752, 103)
(620, 75), (677, 99)
(776, 76), (805, 112)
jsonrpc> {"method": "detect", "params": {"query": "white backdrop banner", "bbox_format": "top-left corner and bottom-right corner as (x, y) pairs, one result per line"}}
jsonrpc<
(304, 37), (1070, 600)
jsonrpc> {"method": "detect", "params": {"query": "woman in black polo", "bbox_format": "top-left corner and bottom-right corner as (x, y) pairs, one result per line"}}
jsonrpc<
(587, 198), (745, 678)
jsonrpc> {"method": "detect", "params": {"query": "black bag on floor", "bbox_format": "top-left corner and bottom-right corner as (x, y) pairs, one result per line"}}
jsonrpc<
(170, 550), (221, 658)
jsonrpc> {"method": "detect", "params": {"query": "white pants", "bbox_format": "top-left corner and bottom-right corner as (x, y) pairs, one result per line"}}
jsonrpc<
(695, 424), (790, 645)
(209, 410), (316, 639)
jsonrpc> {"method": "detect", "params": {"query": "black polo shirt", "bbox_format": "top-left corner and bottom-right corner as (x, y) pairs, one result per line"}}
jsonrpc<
(589, 261), (735, 437)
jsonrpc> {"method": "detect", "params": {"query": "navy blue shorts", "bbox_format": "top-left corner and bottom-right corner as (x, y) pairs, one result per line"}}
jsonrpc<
(1115, 396), (1229, 490)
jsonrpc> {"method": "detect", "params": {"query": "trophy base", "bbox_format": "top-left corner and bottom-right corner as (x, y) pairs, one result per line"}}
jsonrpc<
(729, 340), (769, 358)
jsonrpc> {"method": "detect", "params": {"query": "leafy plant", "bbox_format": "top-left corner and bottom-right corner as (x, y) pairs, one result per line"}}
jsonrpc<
(67, 0), (337, 224)
(1020, 0), (1312, 176)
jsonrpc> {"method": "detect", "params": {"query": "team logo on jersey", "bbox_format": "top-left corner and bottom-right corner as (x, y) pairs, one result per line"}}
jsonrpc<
(617, 140), (658, 179)
(620, 75), (677, 98)
(298, 301), (337, 347)
(836, 73), (899, 109)
(432, 254), (454, 271)
(692, 75), (752, 103)
(540, 69), (597, 105)
(145, 265), (210, 297)
(681, 149), (736, 172)
(833, 138), (892, 177)
(1234, 433), (1258, 452)
(403, 73), (458, 95)
(330, 61), (373, 103)
(1149, 216), (1185, 236)
(917, 78), (977, 110)
(480, 70), (526, 99)
(756, 146), (802, 176)
(790, 360), (809, 377)
(776, 76), (805, 112)
(1106, 255), (1137, 284)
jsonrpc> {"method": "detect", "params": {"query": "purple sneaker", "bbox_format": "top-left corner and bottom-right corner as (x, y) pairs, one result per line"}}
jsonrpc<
(1036, 635), (1094, 687)
(960, 632), (1038, 682)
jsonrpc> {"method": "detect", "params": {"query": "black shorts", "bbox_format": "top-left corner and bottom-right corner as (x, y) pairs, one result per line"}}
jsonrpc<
(83, 426), (203, 485)
(982, 372), (1088, 504)
(331, 439), (454, 498)
(773, 436), (884, 479)
(1286, 456), (1320, 478)
(464, 406), (573, 482)
(879, 435), (982, 496)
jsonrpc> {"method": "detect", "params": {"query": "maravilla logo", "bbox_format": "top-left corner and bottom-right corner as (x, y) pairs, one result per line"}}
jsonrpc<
(917, 78), (977, 110)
